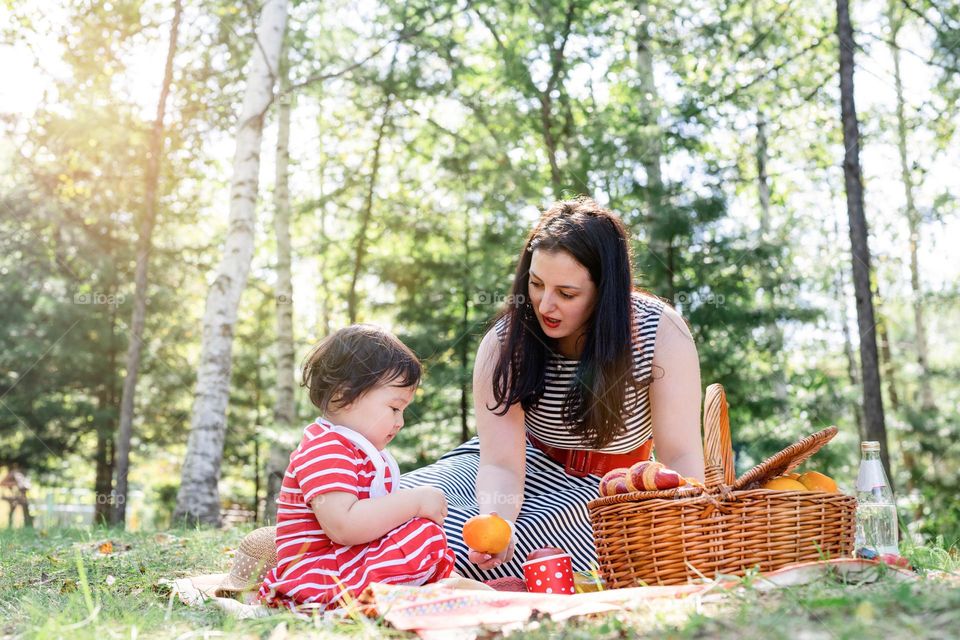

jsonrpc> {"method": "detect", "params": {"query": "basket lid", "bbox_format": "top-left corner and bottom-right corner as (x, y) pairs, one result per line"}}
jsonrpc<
(731, 426), (839, 490)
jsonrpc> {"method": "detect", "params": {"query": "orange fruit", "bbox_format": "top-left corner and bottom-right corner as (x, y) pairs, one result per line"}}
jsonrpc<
(761, 477), (808, 491)
(462, 514), (512, 554)
(784, 472), (802, 480)
(798, 471), (838, 493)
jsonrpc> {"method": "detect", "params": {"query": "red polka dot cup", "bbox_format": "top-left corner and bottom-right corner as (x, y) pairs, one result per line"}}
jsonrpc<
(522, 548), (575, 595)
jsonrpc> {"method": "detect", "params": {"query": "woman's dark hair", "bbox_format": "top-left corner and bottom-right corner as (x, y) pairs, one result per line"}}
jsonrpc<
(301, 324), (421, 413)
(490, 197), (644, 449)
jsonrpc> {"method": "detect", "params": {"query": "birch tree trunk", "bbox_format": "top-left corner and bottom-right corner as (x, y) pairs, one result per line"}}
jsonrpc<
(113, 0), (182, 527)
(836, 0), (893, 483)
(889, 2), (936, 411)
(173, 0), (289, 525)
(264, 48), (295, 524)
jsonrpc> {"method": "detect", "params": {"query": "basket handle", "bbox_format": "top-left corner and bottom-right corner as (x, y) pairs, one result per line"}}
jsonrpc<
(702, 383), (735, 489)
(731, 426), (839, 490)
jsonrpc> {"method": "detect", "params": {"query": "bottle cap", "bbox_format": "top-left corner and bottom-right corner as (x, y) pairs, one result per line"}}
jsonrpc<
(861, 441), (880, 452)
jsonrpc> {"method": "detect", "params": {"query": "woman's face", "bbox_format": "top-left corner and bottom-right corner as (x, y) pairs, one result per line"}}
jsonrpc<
(527, 249), (598, 352)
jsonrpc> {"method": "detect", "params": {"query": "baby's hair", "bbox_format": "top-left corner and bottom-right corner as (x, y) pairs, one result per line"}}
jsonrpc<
(301, 324), (421, 413)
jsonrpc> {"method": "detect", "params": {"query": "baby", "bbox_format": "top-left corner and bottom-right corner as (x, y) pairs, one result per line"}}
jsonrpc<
(258, 324), (454, 612)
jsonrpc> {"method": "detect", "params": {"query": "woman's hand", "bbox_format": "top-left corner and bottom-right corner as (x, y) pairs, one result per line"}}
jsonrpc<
(467, 511), (517, 570)
(413, 486), (448, 525)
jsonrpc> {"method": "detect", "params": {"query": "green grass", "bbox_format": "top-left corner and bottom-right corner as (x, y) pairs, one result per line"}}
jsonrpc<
(0, 526), (402, 639)
(1, 527), (958, 639)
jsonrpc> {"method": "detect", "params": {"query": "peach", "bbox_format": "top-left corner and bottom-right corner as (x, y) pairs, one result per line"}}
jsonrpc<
(607, 476), (632, 495)
(599, 468), (629, 497)
(625, 460), (684, 491)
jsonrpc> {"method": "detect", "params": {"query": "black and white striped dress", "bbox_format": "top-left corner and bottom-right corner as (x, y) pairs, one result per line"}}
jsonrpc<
(400, 292), (665, 579)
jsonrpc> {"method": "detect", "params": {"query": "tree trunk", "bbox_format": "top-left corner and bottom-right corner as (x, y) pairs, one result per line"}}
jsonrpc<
(113, 0), (182, 527)
(836, 0), (892, 483)
(346, 49), (398, 324)
(538, 93), (563, 196)
(835, 212), (866, 439)
(96, 274), (121, 525)
(459, 208), (471, 443)
(636, 0), (664, 205)
(94, 425), (114, 525)
(174, 0), (289, 526)
(264, 49), (295, 524)
(536, 3), (574, 197)
(318, 185), (331, 337)
(635, 0), (674, 299)
(889, 2), (936, 411)
(875, 301), (900, 412)
(755, 109), (788, 402)
(756, 110), (772, 234)
(252, 336), (263, 521)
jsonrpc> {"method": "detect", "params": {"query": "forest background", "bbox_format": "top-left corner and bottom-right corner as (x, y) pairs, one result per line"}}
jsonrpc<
(0, 0), (958, 545)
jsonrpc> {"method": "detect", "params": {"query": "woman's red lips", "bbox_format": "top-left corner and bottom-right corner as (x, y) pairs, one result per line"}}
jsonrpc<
(543, 316), (561, 327)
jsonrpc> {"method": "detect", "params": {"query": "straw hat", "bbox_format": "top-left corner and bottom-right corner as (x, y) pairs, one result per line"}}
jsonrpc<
(215, 526), (278, 597)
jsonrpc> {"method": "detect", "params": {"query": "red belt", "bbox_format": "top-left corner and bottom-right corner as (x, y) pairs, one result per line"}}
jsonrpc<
(526, 432), (653, 478)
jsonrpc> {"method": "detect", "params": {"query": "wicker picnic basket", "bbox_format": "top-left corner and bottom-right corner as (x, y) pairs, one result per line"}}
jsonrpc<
(587, 383), (856, 587)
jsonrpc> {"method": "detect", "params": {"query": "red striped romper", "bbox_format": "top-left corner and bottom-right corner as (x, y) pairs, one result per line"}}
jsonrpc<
(258, 420), (455, 612)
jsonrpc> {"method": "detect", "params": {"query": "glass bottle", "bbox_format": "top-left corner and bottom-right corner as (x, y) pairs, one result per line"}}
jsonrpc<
(854, 441), (899, 556)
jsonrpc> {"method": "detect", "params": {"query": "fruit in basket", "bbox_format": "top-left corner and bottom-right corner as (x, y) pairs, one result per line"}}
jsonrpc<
(797, 471), (838, 493)
(761, 476), (808, 491)
(599, 468), (631, 496)
(462, 514), (512, 554)
(625, 461), (685, 491)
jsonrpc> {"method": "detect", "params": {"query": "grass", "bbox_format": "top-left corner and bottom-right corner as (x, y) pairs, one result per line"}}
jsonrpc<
(1, 527), (958, 639)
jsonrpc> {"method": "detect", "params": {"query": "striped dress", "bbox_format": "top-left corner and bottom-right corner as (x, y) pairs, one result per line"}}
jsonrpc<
(401, 291), (665, 580)
(259, 418), (456, 612)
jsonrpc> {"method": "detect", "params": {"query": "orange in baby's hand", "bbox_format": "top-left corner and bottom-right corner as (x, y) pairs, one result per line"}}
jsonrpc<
(463, 514), (512, 554)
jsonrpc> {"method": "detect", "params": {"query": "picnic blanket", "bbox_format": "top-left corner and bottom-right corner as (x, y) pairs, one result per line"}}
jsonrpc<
(165, 559), (918, 637)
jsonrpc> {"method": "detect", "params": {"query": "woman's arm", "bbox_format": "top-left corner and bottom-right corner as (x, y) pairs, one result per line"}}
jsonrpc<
(310, 485), (446, 547)
(648, 305), (705, 481)
(472, 328), (527, 568)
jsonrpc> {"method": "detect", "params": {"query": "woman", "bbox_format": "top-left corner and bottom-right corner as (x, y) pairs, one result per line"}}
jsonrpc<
(401, 198), (704, 579)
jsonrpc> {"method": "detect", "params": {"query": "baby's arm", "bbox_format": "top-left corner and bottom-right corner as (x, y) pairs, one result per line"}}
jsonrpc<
(310, 486), (447, 546)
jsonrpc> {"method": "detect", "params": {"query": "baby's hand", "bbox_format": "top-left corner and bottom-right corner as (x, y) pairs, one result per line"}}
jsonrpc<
(413, 486), (448, 525)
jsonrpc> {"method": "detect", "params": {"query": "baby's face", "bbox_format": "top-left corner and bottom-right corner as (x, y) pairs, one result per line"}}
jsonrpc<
(335, 382), (416, 450)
